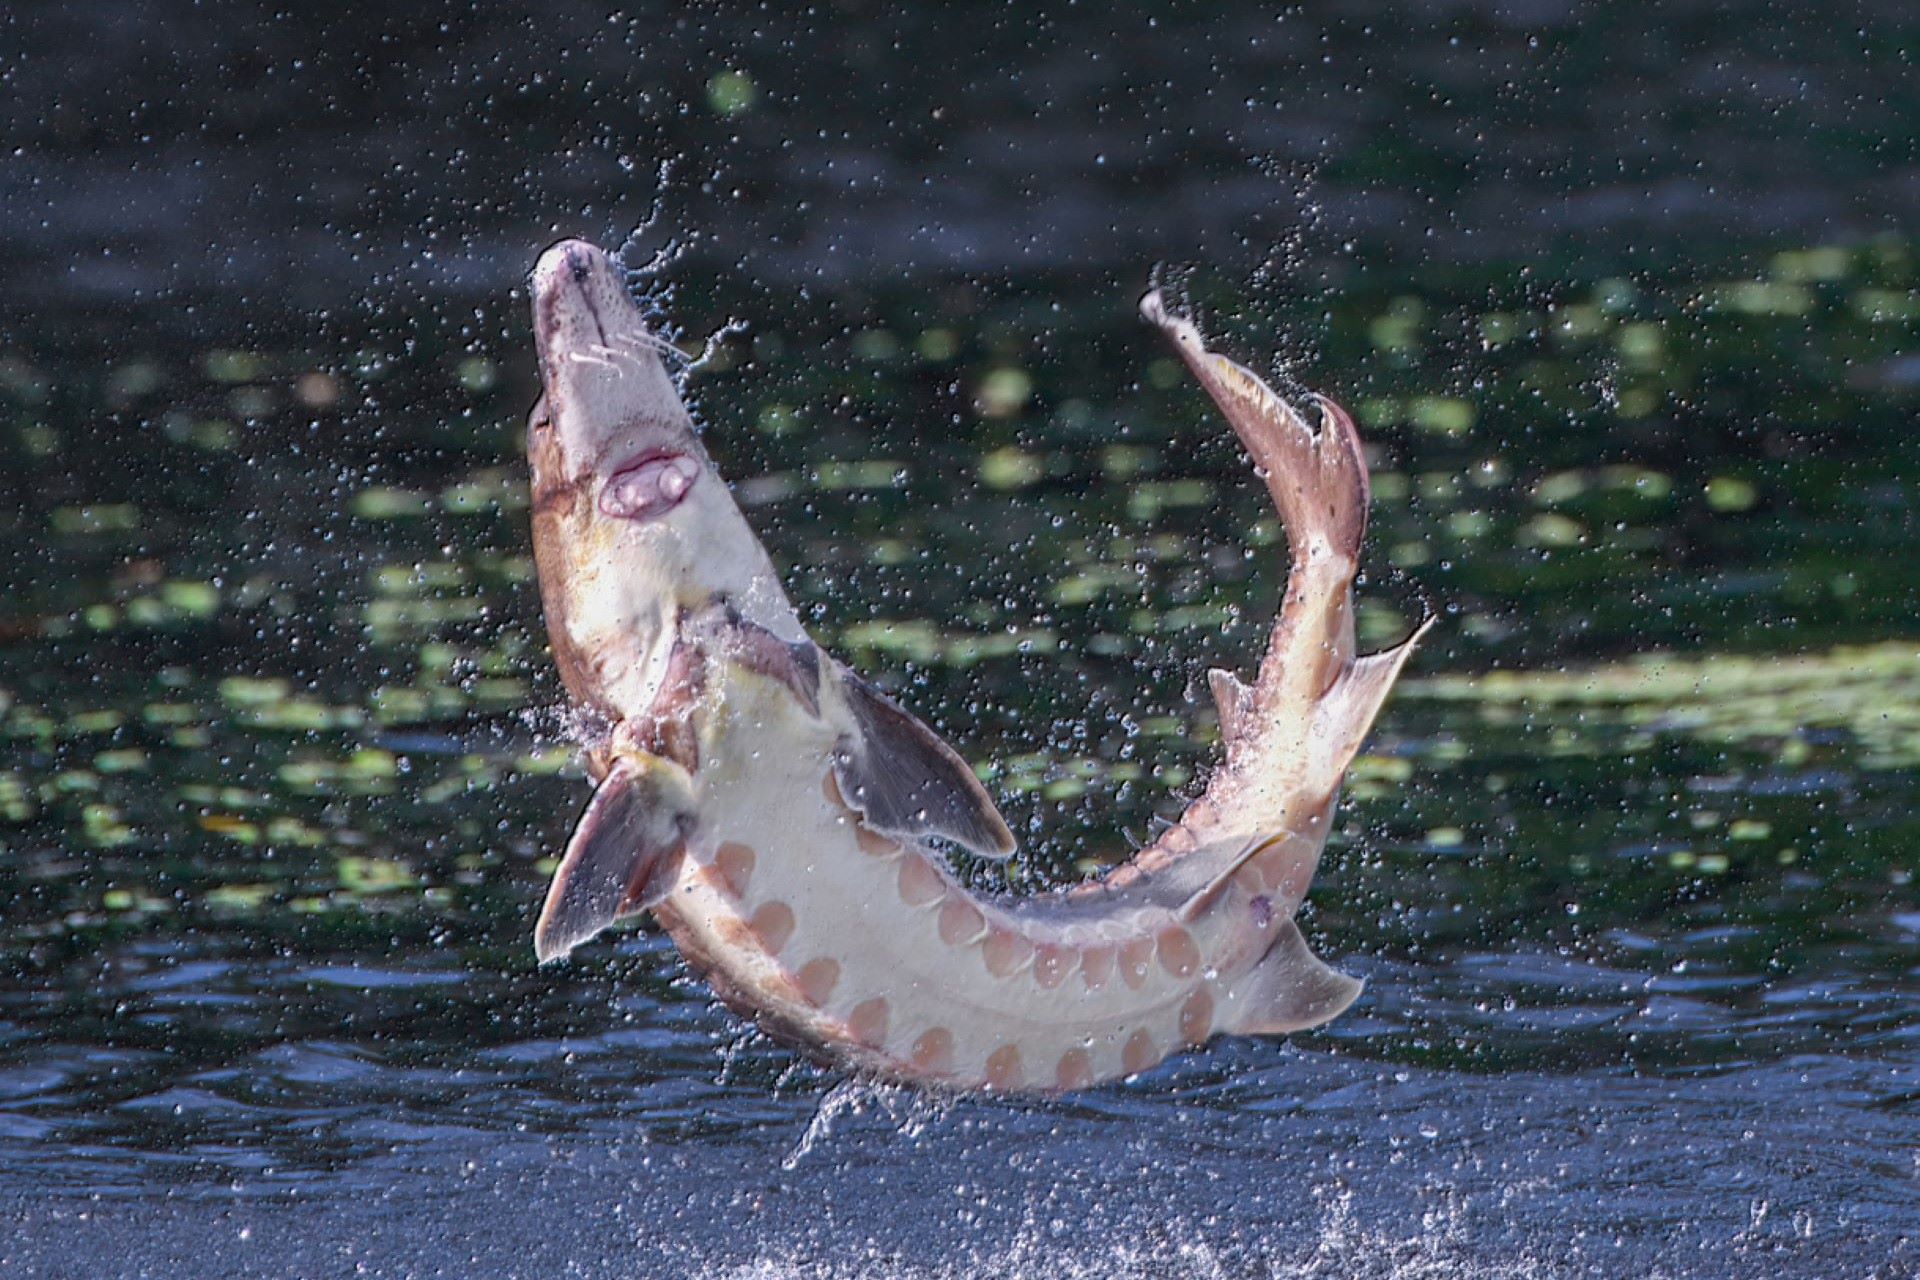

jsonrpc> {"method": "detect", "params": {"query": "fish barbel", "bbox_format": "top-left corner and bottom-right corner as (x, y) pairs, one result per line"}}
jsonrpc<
(522, 239), (1429, 1092)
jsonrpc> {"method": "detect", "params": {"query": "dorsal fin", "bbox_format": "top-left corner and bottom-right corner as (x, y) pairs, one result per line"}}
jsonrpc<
(829, 665), (1017, 860)
(1308, 617), (1435, 791)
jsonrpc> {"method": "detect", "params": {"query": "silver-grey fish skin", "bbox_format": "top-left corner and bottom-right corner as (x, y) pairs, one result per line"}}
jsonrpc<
(521, 238), (1428, 1092)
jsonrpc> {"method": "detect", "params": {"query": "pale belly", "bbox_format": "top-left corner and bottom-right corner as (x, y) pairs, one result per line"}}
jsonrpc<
(649, 678), (1280, 1091)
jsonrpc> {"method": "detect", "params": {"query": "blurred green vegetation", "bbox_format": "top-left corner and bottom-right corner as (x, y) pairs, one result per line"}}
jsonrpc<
(0, 238), (1915, 1101)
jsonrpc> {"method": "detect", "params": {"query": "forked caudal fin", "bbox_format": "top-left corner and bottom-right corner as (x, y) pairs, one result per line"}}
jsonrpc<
(1141, 287), (1425, 811)
(1130, 290), (1431, 959)
(1141, 290), (1370, 581)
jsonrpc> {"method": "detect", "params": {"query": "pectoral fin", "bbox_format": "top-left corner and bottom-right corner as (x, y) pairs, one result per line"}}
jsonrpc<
(534, 753), (697, 964)
(830, 667), (1017, 860)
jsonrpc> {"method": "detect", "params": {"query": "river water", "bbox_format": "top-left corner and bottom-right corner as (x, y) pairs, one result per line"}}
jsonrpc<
(1, 3), (1915, 1277)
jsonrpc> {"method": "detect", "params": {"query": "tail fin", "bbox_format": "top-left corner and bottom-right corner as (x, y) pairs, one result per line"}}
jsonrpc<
(1136, 290), (1430, 849)
(1140, 292), (1369, 577)
(1124, 292), (1421, 1040)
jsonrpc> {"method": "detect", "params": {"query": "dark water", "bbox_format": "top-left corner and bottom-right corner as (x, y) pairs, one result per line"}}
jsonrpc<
(3, 4), (1918, 1277)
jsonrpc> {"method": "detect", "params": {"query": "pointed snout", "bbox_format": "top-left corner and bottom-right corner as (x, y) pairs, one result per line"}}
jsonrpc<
(526, 238), (697, 465)
(529, 240), (639, 379)
(527, 238), (672, 409)
(531, 238), (615, 300)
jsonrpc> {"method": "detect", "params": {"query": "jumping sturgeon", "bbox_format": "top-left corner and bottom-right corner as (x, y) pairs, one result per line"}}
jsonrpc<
(523, 239), (1428, 1092)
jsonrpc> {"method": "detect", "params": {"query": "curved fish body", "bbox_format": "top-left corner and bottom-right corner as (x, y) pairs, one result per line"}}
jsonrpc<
(523, 239), (1428, 1092)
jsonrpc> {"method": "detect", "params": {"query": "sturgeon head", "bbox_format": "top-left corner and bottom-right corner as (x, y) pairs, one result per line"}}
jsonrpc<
(524, 239), (1016, 967)
(525, 239), (801, 723)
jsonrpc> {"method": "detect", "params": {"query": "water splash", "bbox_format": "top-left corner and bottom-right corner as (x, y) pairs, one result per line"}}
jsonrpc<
(518, 699), (612, 753)
(699, 1187), (1576, 1280)
(781, 1079), (872, 1170)
(781, 1078), (955, 1172)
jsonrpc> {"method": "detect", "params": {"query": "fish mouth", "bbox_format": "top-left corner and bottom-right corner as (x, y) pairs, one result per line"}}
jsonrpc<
(527, 238), (698, 478)
(600, 449), (701, 520)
